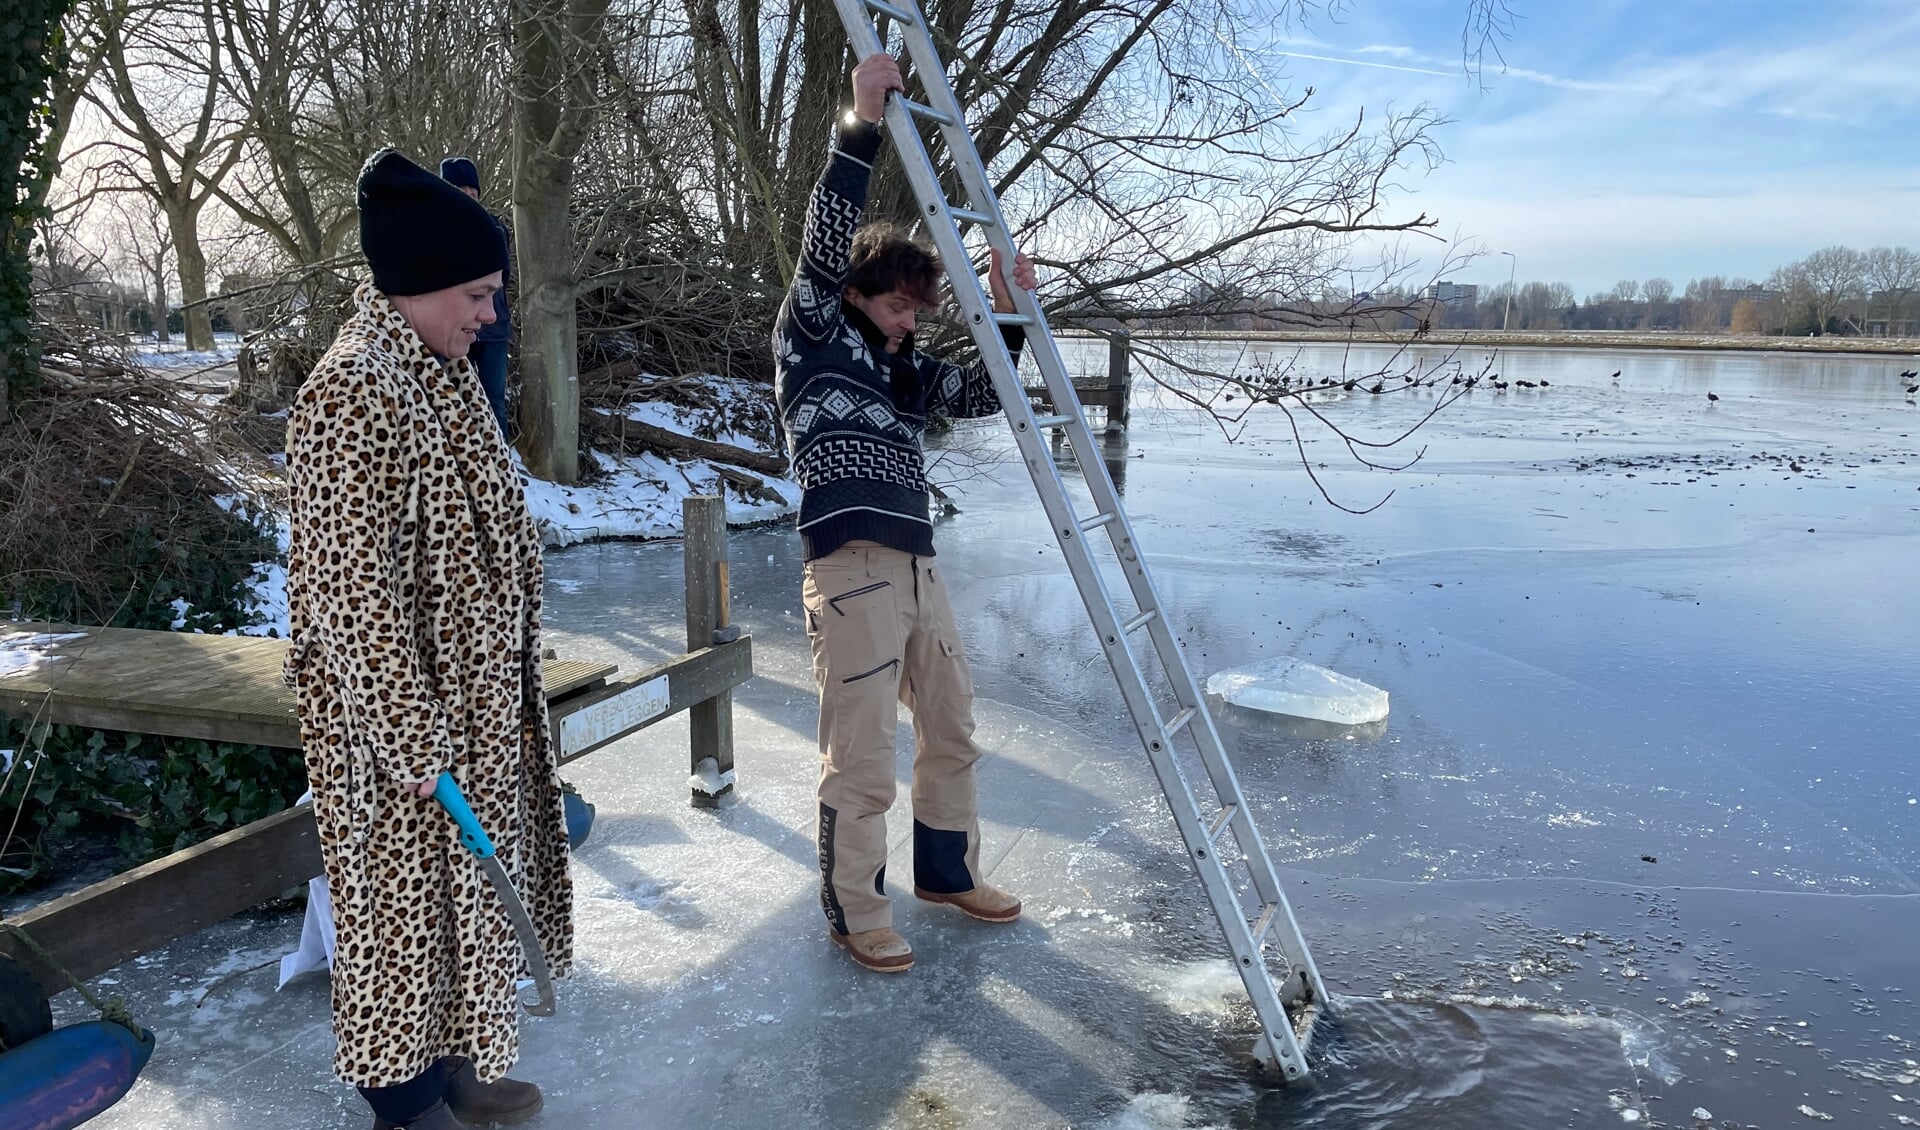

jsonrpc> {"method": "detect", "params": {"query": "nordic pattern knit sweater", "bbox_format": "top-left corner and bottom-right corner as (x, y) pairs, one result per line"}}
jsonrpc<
(774, 117), (1023, 560)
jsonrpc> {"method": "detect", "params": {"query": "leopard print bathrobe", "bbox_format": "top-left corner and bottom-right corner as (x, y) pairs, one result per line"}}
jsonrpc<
(283, 282), (573, 1088)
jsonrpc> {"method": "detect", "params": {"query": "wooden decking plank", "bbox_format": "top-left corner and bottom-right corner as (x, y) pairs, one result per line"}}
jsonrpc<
(0, 620), (617, 748)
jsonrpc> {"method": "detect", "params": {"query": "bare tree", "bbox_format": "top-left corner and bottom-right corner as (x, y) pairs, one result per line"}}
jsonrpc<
(1775, 245), (1864, 335)
(111, 193), (174, 340)
(1862, 246), (1919, 335)
(81, 0), (252, 350)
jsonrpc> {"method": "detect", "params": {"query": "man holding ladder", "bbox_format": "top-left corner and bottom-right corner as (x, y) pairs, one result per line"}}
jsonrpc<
(775, 53), (1039, 974)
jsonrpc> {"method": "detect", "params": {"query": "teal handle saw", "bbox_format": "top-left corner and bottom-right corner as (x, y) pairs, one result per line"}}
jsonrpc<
(432, 772), (557, 1017)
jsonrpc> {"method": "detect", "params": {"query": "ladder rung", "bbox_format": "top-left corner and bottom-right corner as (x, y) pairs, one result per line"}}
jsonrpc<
(948, 206), (997, 228)
(1122, 609), (1157, 634)
(864, 0), (917, 22)
(1032, 413), (1073, 428)
(1250, 901), (1280, 945)
(1163, 706), (1197, 741)
(1077, 510), (1115, 532)
(994, 312), (1035, 327)
(899, 98), (954, 126)
(1206, 802), (1238, 845)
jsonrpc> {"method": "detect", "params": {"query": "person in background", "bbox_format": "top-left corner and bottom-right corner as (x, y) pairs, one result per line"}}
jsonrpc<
(284, 148), (571, 1130)
(439, 156), (513, 439)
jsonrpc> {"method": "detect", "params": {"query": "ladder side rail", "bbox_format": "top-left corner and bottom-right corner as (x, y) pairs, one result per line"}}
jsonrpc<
(882, 12), (1109, 431)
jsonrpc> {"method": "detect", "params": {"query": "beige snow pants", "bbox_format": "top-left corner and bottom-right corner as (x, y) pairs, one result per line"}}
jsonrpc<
(803, 541), (985, 934)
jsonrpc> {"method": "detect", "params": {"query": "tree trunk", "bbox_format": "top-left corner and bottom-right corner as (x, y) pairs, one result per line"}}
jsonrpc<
(583, 409), (788, 476)
(150, 260), (171, 344)
(168, 209), (215, 351)
(513, 159), (579, 484)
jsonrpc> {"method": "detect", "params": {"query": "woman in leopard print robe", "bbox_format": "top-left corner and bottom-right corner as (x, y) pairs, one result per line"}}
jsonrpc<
(283, 151), (571, 1121)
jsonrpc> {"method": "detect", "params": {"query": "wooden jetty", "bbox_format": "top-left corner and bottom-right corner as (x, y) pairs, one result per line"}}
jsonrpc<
(1025, 331), (1132, 430)
(0, 496), (752, 996)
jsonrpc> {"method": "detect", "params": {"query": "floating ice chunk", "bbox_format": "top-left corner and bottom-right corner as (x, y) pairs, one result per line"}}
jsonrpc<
(1101, 1093), (1224, 1130)
(1797, 1105), (1833, 1121)
(1205, 657), (1388, 725)
(1692, 1110), (1712, 1122)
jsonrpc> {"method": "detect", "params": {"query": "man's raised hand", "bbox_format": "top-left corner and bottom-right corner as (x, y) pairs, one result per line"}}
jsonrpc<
(989, 248), (1038, 314)
(853, 54), (905, 124)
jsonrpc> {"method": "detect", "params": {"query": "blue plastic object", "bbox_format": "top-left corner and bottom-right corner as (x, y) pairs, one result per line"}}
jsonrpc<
(563, 789), (595, 850)
(0, 1020), (155, 1130)
(432, 772), (496, 858)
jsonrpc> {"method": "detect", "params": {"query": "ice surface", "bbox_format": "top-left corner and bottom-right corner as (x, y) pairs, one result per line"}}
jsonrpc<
(1205, 656), (1389, 725)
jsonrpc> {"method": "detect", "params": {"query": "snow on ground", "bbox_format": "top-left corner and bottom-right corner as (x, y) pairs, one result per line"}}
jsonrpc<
(520, 448), (798, 549)
(126, 331), (244, 372)
(213, 374), (797, 636)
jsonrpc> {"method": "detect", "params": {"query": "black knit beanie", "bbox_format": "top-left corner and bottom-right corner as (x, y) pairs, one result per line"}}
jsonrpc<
(439, 156), (480, 190)
(357, 149), (506, 297)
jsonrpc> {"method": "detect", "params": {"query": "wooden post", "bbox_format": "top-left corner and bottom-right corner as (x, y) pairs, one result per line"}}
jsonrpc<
(1107, 329), (1131, 431)
(683, 495), (734, 806)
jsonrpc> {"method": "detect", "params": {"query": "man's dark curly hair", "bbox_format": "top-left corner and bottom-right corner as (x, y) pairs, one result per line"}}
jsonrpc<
(846, 224), (941, 307)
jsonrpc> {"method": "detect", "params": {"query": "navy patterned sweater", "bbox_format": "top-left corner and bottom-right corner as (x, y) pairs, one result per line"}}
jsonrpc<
(774, 116), (1022, 561)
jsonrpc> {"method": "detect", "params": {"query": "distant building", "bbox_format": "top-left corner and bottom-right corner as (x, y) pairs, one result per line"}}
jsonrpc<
(1425, 281), (1478, 307)
(1713, 285), (1779, 305)
(1865, 291), (1919, 336)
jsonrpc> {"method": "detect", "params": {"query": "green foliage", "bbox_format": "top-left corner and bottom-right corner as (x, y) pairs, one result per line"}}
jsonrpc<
(7, 503), (277, 634)
(1, 0), (73, 412)
(0, 716), (306, 894)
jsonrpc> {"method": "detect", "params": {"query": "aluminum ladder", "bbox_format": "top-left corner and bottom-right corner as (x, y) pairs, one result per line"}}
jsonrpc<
(829, 0), (1331, 1081)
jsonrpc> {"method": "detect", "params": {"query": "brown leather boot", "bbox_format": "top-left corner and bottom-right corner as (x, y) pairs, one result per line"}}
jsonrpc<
(831, 926), (915, 973)
(445, 1057), (543, 1126)
(915, 882), (1021, 923)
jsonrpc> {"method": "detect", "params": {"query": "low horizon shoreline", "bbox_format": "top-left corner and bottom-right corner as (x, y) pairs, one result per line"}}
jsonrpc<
(1057, 327), (1920, 356)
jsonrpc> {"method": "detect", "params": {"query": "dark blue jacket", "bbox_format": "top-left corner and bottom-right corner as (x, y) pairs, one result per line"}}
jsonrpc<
(478, 213), (512, 343)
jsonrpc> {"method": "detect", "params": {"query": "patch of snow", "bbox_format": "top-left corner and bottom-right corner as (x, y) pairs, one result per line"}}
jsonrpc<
(519, 448), (797, 549)
(237, 558), (290, 638)
(621, 400), (764, 453)
(127, 332), (243, 372)
(0, 631), (87, 678)
(1206, 656), (1389, 725)
(690, 756), (736, 798)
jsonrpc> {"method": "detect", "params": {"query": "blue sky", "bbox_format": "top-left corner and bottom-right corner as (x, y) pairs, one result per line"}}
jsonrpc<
(1238, 0), (1920, 296)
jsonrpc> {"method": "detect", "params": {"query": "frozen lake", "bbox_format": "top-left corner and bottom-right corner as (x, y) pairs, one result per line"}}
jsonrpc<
(66, 343), (1920, 1128)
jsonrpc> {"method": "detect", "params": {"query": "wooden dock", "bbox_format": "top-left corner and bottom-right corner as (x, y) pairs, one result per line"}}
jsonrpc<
(1025, 330), (1132, 430)
(0, 496), (753, 996)
(0, 623), (613, 750)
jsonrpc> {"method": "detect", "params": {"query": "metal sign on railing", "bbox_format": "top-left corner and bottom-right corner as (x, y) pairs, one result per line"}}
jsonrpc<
(558, 674), (669, 759)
